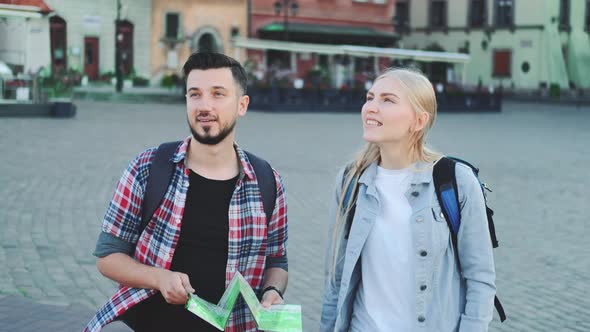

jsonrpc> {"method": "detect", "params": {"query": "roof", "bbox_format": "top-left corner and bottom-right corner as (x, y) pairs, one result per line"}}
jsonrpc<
(232, 37), (470, 64)
(0, 0), (52, 18)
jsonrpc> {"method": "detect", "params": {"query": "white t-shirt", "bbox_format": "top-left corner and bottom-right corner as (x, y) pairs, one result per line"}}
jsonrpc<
(350, 165), (416, 331)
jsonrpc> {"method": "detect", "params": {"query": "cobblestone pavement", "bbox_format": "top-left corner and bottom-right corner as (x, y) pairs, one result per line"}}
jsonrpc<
(0, 100), (589, 331)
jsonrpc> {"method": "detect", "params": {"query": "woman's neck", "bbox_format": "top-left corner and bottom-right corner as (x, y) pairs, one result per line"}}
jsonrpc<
(378, 143), (413, 170)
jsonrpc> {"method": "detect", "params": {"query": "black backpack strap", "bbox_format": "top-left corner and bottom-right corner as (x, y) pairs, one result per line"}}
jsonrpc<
(245, 151), (276, 224)
(342, 163), (359, 240)
(434, 157), (507, 322)
(433, 157), (461, 266)
(139, 141), (182, 236)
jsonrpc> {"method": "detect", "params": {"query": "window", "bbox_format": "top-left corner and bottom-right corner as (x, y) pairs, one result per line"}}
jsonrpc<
(586, 1), (590, 30)
(430, 0), (447, 28)
(495, 0), (514, 27)
(469, 0), (486, 27)
(559, 0), (569, 27)
(165, 13), (180, 39)
(394, 0), (410, 31)
(493, 50), (511, 77)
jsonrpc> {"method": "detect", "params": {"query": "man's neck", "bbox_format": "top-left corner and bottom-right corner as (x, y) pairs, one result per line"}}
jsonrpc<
(186, 137), (240, 180)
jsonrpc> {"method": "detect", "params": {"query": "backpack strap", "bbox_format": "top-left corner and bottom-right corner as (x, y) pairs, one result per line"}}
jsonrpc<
(139, 141), (183, 237)
(433, 156), (506, 322)
(433, 157), (461, 265)
(245, 151), (277, 223)
(342, 163), (358, 240)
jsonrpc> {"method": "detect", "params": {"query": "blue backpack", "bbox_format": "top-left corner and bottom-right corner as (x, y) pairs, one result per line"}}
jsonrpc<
(342, 157), (506, 322)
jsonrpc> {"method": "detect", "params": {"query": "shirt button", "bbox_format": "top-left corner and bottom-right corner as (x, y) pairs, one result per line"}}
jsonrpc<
(175, 218), (181, 224)
(164, 253), (171, 260)
(420, 250), (428, 257)
(420, 285), (427, 291)
(411, 191), (420, 197)
(440, 212), (445, 219)
(418, 315), (426, 323)
(415, 216), (424, 223)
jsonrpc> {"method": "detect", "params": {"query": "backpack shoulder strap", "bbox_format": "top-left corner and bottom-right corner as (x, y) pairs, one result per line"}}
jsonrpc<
(245, 151), (276, 224)
(140, 141), (182, 236)
(433, 157), (461, 251)
(342, 163), (358, 240)
(434, 157), (507, 322)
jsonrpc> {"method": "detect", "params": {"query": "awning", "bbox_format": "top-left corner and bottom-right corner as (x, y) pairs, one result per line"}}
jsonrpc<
(258, 22), (396, 46)
(0, 1), (52, 18)
(232, 37), (470, 64)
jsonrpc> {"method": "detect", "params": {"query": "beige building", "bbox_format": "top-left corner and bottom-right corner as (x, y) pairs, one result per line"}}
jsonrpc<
(394, 0), (590, 89)
(0, 2), (52, 76)
(43, 0), (152, 80)
(151, 0), (248, 84)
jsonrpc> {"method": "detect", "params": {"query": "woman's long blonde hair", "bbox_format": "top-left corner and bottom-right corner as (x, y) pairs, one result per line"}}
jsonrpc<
(328, 67), (442, 278)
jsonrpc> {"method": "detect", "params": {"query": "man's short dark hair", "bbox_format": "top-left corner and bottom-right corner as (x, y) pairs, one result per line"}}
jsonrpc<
(182, 52), (248, 95)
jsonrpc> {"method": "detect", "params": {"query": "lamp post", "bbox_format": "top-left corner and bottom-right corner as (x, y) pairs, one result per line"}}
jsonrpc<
(115, 0), (123, 93)
(274, 0), (298, 41)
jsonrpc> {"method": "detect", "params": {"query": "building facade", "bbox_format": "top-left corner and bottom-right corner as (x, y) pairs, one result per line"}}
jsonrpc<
(151, 0), (248, 85)
(0, 1), (52, 75)
(42, 0), (152, 80)
(246, 0), (397, 88)
(395, 0), (590, 89)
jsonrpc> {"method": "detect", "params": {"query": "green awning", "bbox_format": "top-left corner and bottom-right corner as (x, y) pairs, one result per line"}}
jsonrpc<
(260, 22), (394, 38)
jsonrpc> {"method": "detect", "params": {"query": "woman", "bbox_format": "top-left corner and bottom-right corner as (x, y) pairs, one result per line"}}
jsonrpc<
(320, 68), (496, 331)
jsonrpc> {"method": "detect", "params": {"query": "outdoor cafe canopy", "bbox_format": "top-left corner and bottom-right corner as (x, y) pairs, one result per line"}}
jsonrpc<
(231, 37), (471, 82)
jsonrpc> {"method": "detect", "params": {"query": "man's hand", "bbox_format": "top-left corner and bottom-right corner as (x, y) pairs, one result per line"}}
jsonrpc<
(157, 270), (195, 305)
(261, 288), (284, 308)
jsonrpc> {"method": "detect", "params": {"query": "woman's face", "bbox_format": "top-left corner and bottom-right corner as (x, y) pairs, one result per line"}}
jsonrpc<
(361, 76), (419, 146)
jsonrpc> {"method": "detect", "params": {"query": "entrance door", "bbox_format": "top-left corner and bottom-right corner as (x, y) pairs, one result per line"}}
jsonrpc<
(84, 37), (99, 80)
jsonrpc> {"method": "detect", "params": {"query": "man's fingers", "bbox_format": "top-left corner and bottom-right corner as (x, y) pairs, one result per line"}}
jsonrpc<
(179, 273), (195, 293)
(261, 291), (283, 308)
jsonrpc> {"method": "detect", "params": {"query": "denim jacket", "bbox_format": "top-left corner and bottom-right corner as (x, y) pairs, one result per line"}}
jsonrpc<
(320, 161), (496, 332)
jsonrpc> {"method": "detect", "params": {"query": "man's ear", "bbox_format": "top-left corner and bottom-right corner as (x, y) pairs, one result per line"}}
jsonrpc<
(238, 95), (249, 116)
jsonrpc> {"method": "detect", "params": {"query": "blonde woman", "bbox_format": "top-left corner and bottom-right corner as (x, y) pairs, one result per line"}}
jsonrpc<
(320, 68), (497, 332)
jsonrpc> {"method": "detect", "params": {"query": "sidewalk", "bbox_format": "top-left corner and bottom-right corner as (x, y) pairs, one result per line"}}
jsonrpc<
(0, 295), (129, 331)
(73, 85), (184, 104)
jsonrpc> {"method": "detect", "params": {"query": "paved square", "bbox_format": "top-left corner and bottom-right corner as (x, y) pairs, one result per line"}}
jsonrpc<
(0, 100), (588, 331)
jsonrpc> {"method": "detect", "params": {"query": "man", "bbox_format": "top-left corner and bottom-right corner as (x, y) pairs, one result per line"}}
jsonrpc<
(85, 53), (288, 332)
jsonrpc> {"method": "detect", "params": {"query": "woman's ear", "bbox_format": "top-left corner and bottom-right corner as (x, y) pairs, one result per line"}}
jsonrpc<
(414, 111), (430, 132)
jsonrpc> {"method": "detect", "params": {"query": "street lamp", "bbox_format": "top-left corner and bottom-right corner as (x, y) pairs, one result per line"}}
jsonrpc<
(274, 0), (298, 41)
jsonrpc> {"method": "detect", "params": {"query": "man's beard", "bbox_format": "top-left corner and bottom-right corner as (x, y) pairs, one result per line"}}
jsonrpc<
(188, 115), (237, 145)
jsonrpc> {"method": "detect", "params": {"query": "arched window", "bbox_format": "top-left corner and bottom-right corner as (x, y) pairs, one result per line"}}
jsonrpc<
(198, 33), (217, 53)
(49, 16), (67, 74)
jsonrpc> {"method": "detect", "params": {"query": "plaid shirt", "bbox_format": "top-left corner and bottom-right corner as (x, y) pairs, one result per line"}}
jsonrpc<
(85, 137), (288, 332)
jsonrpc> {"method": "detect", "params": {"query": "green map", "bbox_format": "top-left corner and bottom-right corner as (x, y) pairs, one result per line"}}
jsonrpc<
(185, 272), (302, 331)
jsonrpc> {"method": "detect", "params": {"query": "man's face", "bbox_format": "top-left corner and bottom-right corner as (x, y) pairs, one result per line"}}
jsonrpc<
(185, 68), (249, 145)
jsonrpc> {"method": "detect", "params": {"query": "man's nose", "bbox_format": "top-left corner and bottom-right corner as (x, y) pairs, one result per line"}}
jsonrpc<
(194, 96), (213, 111)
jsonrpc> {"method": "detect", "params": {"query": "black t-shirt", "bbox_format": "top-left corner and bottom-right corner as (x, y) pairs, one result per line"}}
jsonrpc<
(135, 170), (238, 332)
